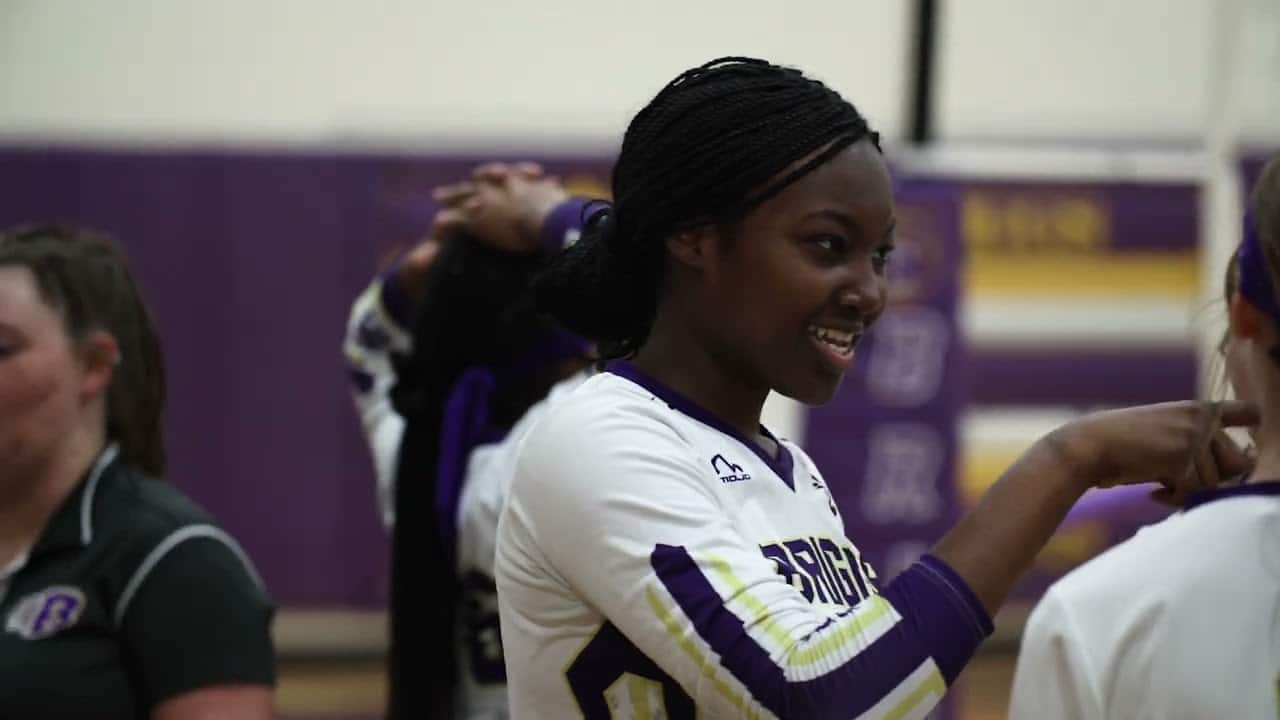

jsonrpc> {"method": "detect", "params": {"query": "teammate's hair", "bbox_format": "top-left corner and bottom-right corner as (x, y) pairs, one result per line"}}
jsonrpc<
(1250, 154), (1280, 305)
(0, 224), (167, 476)
(1208, 249), (1241, 399)
(533, 57), (880, 360)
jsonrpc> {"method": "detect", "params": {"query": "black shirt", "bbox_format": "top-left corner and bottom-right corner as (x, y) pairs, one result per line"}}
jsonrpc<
(0, 445), (275, 719)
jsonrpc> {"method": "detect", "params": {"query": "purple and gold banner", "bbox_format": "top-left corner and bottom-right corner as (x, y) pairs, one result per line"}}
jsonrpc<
(953, 175), (1201, 601)
(962, 178), (1201, 408)
(960, 180), (1199, 297)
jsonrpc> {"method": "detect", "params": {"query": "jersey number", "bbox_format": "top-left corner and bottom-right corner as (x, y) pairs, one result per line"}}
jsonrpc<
(566, 622), (695, 719)
(462, 572), (506, 683)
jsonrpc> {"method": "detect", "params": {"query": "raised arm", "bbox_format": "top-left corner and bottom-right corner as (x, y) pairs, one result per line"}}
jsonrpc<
(933, 401), (1256, 615)
(503, 399), (1255, 719)
(342, 241), (439, 530)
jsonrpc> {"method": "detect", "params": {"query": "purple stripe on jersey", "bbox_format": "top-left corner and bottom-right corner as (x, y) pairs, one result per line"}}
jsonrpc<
(347, 367), (375, 394)
(1186, 479), (1280, 510)
(608, 361), (797, 490)
(541, 196), (593, 255)
(355, 320), (391, 351)
(651, 544), (989, 718)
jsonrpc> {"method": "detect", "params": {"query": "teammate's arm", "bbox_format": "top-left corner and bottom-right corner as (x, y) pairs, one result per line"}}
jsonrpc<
(151, 687), (273, 720)
(933, 401), (1255, 616)
(342, 241), (438, 530)
(515, 400), (1256, 719)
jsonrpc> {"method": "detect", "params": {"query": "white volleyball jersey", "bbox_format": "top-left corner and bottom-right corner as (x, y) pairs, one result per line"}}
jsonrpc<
(343, 274), (588, 719)
(1009, 482), (1280, 720)
(452, 370), (589, 717)
(496, 362), (991, 720)
(343, 277), (415, 531)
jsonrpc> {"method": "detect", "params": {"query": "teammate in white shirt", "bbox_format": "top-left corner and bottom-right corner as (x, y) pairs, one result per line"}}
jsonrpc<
(494, 57), (1259, 720)
(1009, 154), (1280, 720)
(344, 164), (593, 719)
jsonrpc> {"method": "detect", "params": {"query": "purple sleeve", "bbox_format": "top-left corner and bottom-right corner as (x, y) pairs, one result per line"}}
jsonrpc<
(880, 554), (993, 684)
(649, 545), (992, 718)
(540, 197), (593, 255)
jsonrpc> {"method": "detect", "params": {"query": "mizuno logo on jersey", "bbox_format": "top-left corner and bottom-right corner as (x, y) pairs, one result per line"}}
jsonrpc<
(710, 454), (751, 483)
(811, 474), (840, 517)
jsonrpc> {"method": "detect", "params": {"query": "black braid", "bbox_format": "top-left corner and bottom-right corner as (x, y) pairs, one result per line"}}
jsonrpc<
(533, 57), (879, 360)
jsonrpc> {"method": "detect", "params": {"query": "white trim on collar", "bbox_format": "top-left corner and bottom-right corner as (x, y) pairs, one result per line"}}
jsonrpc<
(0, 551), (28, 607)
(79, 444), (121, 545)
(0, 551), (27, 582)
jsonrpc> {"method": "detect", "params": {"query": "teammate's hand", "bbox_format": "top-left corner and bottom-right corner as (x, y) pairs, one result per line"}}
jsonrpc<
(431, 162), (569, 254)
(1045, 400), (1259, 500)
(392, 238), (442, 310)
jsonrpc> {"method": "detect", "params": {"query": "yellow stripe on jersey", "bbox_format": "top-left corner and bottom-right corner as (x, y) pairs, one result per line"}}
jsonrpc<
(645, 585), (765, 720)
(629, 674), (656, 718)
(790, 597), (896, 669)
(879, 664), (946, 720)
(706, 554), (898, 670)
(603, 673), (664, 718)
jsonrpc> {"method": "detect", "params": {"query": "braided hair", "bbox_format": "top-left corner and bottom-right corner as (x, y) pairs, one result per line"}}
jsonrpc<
(534, 57), (880, 359)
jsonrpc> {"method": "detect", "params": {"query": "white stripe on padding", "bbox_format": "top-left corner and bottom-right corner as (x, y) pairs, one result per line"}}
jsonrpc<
(113, 524), (266, 627)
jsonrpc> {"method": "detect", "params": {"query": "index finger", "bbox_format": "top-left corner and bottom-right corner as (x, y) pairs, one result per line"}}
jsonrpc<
(433, 181), (477, 206)
(1210, 429), (1254, 481)
(1211, 400), (1261, 428)
(472, 162), (513, 183)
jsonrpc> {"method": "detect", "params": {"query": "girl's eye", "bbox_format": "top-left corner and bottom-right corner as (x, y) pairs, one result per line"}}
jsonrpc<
(872, 244), (895, 271)
(811, 235), (847, 254)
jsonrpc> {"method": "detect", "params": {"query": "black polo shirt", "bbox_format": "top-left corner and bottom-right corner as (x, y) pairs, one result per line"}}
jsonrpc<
(0, 445), (275, 719)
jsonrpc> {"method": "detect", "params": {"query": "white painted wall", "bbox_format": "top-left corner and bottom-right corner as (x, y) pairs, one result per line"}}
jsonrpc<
(936, 0), (1279, 143)
(936, 0), (1215, 141)
(3, 0), (1274, 147)
(0, 0), (912, 146)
